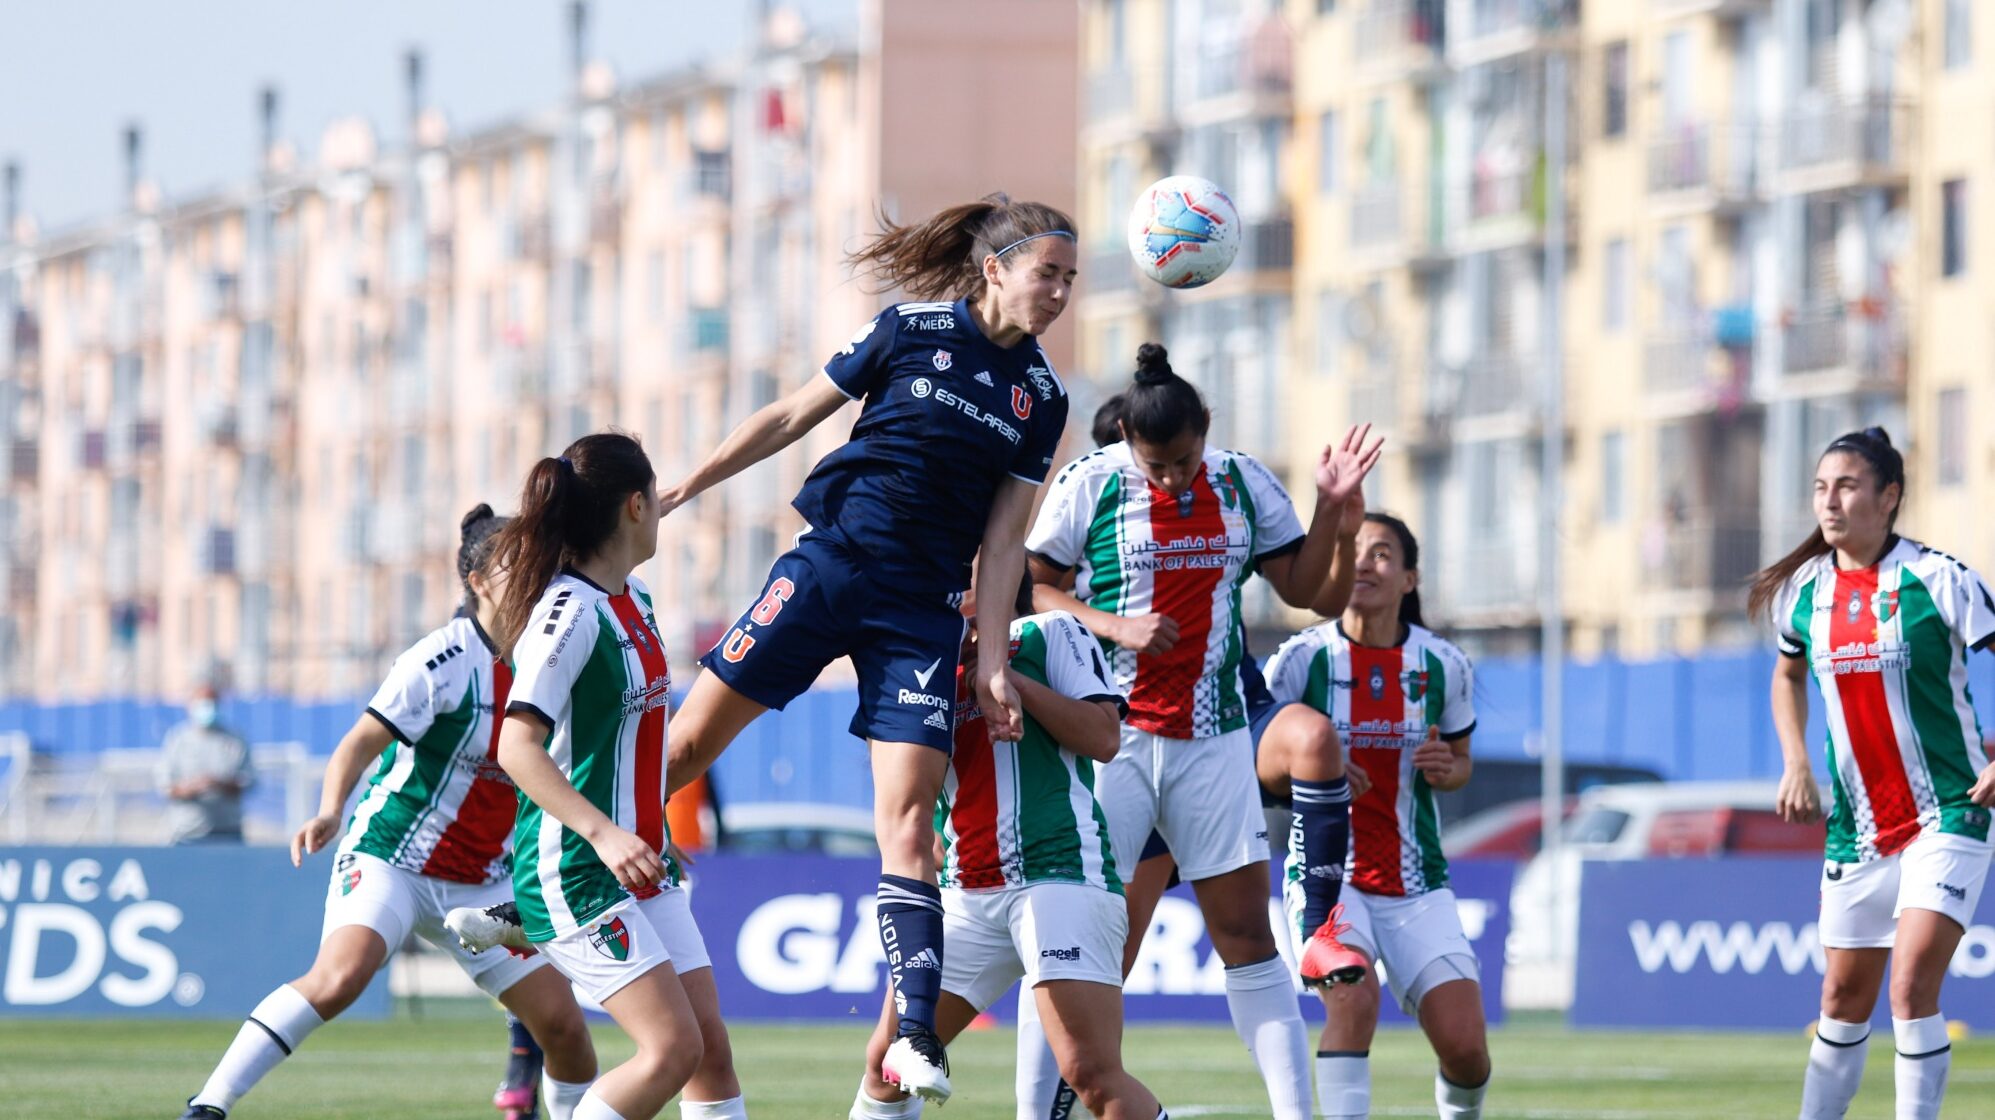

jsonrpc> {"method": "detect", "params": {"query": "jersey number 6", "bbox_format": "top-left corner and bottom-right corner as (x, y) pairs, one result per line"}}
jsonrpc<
(750, 578), (796, 625)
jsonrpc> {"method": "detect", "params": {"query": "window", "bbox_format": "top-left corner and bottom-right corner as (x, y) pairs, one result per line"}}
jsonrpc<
(1602, 237), (1629, 331)
(1318, 111), (1340, 194)
(1938, 388), (1967, 485)
(647, 251), (665, 321)
(1942, 179), (1967, 278)
(1601, 430), (1625, 523)
(1603, 42), (1629, 139)
(1316, 290), (1341, 373)
(1946, 0), (1972, 69)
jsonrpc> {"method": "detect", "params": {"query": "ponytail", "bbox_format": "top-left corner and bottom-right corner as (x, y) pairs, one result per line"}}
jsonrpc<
(1090, 392), (1127, 449)
(456, 502), (511, 612)
(848, 192), (1076, 303)
(1747, 426), (1904, 621)
(1121, 343), (1210, 445)
(1363, 512), (1426, 630)
(491, 432), (655, 653)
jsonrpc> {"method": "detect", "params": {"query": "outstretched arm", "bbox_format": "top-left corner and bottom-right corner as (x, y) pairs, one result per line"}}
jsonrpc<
(659, 374), (851, 513)
(1261, 424), (1383, 609)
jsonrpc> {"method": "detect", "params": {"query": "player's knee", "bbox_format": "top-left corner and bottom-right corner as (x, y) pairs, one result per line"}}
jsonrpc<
(1291, 713), (1342, 774)
(1207, 917), (1278, 962)
(635, 1032), (703, 1089)
(301, 957), (375, 1011)
(1888, 966), (1944, 1019)
(1322, 978), (1380, 1023)
(528, 1004), (592, 1065)
(695, 1013), (735, 1073)
(1435, 1034), (1490, 1087)
(1820, 970), (1875, 1018)
(1057, 1047), (1117, 1102)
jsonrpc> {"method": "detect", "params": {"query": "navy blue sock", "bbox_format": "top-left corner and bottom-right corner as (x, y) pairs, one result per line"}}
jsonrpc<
(1291, 777), (1351, 932)
(878, 874), (945, 1036)
(504, 1012), (542, 1087)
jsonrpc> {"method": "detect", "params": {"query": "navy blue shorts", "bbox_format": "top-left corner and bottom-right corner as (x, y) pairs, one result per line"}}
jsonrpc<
(699, 535), (966, 752)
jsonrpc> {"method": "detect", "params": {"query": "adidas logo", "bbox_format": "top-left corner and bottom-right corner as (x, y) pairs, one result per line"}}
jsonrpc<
(974, 371), (995, 386)
(924, 709), (950, 730)
(904, 947), (942, 971)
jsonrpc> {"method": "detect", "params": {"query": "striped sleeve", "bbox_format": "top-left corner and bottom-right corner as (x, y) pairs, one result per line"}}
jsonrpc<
(1041, 611), (1125, 715)
(1238, 453), (1305, 560)
(1025, 454), (1102, 571)
(365, 646), (441, 744)
(1435, 639), (1477, 740)
(1926, 555), (1995, 653)
(1263, 629), (1320, 707)
(508, 587), (598, 731)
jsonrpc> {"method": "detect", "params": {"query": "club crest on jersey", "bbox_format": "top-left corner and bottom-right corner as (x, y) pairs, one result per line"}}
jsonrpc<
(588, 917), (632, 961)
(1846, 588), (1865, 624)
(1214, 471), (1240, 510)
(340, 868), (363, 896)
(1403, 670), (1430, 701)
(931, 349), (953, 371)
(1011, 385), (1033, 420)
(1368, 664), (1387, 701)
(1873, 590), (1899, 624)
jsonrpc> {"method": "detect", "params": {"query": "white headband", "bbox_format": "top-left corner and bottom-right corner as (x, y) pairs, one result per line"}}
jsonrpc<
(993, 230), (1076, 258)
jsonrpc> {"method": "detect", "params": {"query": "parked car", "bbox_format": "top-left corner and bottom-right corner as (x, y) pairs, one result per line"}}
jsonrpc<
(1442, 796), (1578, 861)
(1505, 781), (1824, 1002)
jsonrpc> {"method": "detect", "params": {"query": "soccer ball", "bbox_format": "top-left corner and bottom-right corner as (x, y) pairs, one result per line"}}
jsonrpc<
(1127, 175), (1241, 289)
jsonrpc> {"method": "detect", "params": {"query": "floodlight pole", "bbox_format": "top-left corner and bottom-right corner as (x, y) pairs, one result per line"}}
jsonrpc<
(1538, 37), (1569, 976)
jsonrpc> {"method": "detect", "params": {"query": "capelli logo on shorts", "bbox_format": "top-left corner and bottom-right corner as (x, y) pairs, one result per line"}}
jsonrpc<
(1040, 946), (1081, 962)
(1938, 881), (1968, 901)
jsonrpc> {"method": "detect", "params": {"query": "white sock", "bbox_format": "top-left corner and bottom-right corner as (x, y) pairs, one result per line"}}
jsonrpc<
(850, 1080), (923, 1119)
(1222, 955), (1311, 1120)
(1315, 1051), (1370, 1120)
(192, 984), (326, 1109)
(572, 1090), (630, 1120)
(1893, 1014), (1951, 1120)
(1013, 991), (1070, 1119)
(544, 1073), (595, 1120)
(1436, 1070), (1488, 1119)
(1801, 1016), (1869, 1119)
(681, 1097), (748, 1119)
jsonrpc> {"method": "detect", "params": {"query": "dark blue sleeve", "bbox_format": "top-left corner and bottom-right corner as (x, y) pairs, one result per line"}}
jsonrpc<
(823, 308), (899, 400)
(1008, 390), (1069, 485)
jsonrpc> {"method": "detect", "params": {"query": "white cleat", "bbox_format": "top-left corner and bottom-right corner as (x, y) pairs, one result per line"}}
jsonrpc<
(444, 902), (531, 954)
(882, 1032), (953, 1105)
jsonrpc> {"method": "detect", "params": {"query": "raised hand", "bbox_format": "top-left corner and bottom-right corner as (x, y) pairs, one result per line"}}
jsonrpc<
(1315, 423), (1385, 509)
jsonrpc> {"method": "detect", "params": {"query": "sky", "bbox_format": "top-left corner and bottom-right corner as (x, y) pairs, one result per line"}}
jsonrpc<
(0, 0), (857, 232)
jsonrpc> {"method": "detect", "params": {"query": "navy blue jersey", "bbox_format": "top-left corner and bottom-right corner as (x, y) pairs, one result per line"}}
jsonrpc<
(794, 299), (1070, 595)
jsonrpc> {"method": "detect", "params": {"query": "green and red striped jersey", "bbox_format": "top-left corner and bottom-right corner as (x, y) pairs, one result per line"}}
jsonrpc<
(1026, 443), (1304, 740)
(1773, 538), (1995, 863)
(938, 611), (1126, 894)
(507, 571), (680, 942)
(343, 615), (518, 885)
(1266, 621), (1476, 898)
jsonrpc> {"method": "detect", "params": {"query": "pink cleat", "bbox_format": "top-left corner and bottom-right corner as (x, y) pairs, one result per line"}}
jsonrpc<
(1299, 903), (1370, 989)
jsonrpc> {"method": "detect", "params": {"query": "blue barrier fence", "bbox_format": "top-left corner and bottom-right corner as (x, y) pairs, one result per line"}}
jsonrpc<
(2, 651), (1990, 814)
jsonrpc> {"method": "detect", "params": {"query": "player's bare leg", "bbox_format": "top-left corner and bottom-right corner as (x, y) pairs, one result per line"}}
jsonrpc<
(496, 967), (597, 1120)
(584, 962), (703, 1120)
(1803, 946), (1886, 1119)
(1314, 966), (1382, 1120)
(1190, 862), (1311, 1120)
(1416, 978), (1490, 1119)
(1887, 908), (1966, 1120)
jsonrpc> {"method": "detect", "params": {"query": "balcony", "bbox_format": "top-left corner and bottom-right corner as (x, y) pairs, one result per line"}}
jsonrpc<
(1451, 163), (1557, 252)
(1650, 0), (1767, 17)
(198, 526), (237, 577)
(1087, 66), (1135, 124)
(684, 308), (730, 353)
(1451, 536), (1531, 612)
(1643, 329), (1714, 396)
(1646, 122), (1758, 211)
(1350, 182), (1405, 253)
(1457, 351), (1534, 417)
(1776, 97), (1912, 193)
(1780, 306), (1902, 387)
(1087, 247), (1138, 295)
(1237, 216), (1296, 273)
(1642, 514), (1761, 595)
(1448, 0), (1577, 69)
(1353, 0), (1447, 84)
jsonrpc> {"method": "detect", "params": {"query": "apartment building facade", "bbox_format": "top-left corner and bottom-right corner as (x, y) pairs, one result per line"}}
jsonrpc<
(0, 0), (1077, 701)
(1079, 0), (1981, 657)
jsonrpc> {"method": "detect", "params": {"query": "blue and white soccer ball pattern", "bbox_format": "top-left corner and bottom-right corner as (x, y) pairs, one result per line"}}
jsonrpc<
(1127, 175), (1242, 289)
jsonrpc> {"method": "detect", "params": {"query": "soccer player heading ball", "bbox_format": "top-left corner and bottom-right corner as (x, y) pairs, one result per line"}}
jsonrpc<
(1021, 343), (1381, 1120)
(1751, 427), (1995, 1120)
(657, 193), (1078, 1104)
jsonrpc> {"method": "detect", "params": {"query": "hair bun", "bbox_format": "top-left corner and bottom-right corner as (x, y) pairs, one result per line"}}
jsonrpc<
(1862, 426), (1894, 448)
(459, 502), (496, 535)
(1133, 342), (1174, 385)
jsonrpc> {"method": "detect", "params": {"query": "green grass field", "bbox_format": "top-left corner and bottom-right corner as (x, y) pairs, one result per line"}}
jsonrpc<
(6, 1003), (1994, 1119)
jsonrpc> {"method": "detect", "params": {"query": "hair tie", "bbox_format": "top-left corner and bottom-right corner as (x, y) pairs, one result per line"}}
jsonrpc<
(993, 230), (1075, 258)
(557, 456), (573, 470)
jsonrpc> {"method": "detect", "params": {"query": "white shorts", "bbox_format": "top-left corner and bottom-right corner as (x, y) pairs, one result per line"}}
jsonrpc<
(1818, 831), (1994, 949)
(323, 851), (547, 998)
(1286, 881), (1478, 1016)
(536, 887), (712, 1007)
(1099, 725), (1269, 883)
(940, 882), (1128, 1012)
